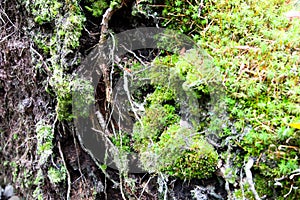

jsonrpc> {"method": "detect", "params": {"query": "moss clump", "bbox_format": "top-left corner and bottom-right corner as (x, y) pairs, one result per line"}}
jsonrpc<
(84, 0), (108, 17)
(133, 102), (180, 151)
(138, 0), (300, 197)
(140, 124), (219, 179)
(161, 0), (207, 33)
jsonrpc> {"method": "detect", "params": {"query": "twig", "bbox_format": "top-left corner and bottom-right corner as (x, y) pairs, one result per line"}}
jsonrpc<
(240, 168), (245, 200)
(58, 140), (71, 200)
(99, 6), (121, 103)
(95, 110), (110, 135)
(123, 71), (143, 128)
(0, 30), (16, 43)
(70, 125), (86, 189)
(119, 174), (127, 200)
(139, 176), (153, 200)
(30, 44), (51, 72)
(120, 44), (148, 67)
(0, 9), (18, 29)
(233, 45), (260, 52)
(289, 169), (300, 180)
(283, 184), (294, 198)
(222, 141), (232, 200)
(245, 158), (261, 200)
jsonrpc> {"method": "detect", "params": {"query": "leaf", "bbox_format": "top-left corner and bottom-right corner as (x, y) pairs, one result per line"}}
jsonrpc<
(289, 122), (300, 129)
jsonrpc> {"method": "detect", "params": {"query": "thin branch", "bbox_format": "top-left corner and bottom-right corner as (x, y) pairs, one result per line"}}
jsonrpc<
(123, 71), (144, 128)
(138, 176), (153, 200)
(283, 184), (294, 198)
(245, 158), (261, 200)
(0, 9), (18, 29)
(120, 44), (148, 67)
(224, 144), (232, 199)
(0, 30), (15, 43)
(58, 140), (71, 200)
(99, 6), (121, 103)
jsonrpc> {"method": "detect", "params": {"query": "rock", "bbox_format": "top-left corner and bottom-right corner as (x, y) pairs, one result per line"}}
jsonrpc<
(8, 196), (20, 200)
(3, 185), (14, 198)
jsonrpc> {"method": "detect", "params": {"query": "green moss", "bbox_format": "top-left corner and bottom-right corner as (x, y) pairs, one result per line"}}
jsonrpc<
(111, 131), (132, 153)
(140, 124), (219, 179)
(161, 0), (207, 33)
(47, 166), (66, 184)
(28, 0), (62, 24)
(84, 0), (108, 17)
(36, 121), (54, 166)
(27, 0), (86, 121)
(150, 0), (300, 196)
(133, 103), (180, 151)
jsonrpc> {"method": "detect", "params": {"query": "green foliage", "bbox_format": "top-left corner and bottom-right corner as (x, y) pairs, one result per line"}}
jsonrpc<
(140, 124), (219, 179)
(84, 0), (108, 17)
(27, 0), (86, 121)
(146, 86), (177, 106)
(33, 169), (44, 200)
(196, 0), (299, 197)
(84, 0), (122, 17)
(47, 166), (66, 184)
(133, 102), (180, 151)
(131, 49), (220, 179)
(27, 0), (62, 24)
(36, 120), (54, 166)
(111, 132), (132, 153)
(156, 0), (300, 197)
(161, 0), (207, 33)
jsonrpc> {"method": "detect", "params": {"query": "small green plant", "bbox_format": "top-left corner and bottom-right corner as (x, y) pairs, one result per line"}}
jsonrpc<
(161, 0), (207, 33)
(28, 0), (62, 24)
(111, 131), (132, 153)
(84, 0), (108, 17)
(36, 120), (54, 166)
(133, 103), (180, 151)
(27, 0), (86, 121)
(47, 166), (66, 184)
(33, 169), (44, 200)
(84, 0), (122, 17)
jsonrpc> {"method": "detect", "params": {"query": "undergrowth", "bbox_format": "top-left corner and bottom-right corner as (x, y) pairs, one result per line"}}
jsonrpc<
(158, 0), (300, 198)
(12, 0), (300, 198)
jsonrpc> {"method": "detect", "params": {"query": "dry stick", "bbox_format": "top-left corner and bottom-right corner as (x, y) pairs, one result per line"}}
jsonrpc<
(120, 44), (148, 67)
(123, 71), (144, 128)
(161, 173), (168, 200)
(0, 30), (16, 43)
(245, 158), (261, 200)
(71, 126), (87, 190)
(99, 7), (119, 103)
(240, 168), (245, 200)
(139, 176), (153, 200)
(58, 140), (71, 200)
(119, 173), (127, 200)
(224, 144), (232, 199)
(0, 9), (18, 29)
(284, 184), (294, 198)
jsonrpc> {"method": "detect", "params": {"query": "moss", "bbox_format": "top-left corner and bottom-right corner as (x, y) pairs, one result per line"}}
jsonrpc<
(84, 0), (108, 17)
(47, 166), (66, 184)
(146, 0), (300, 196)
(133, 103), (180, 151)
(140, 124), (219, 179)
